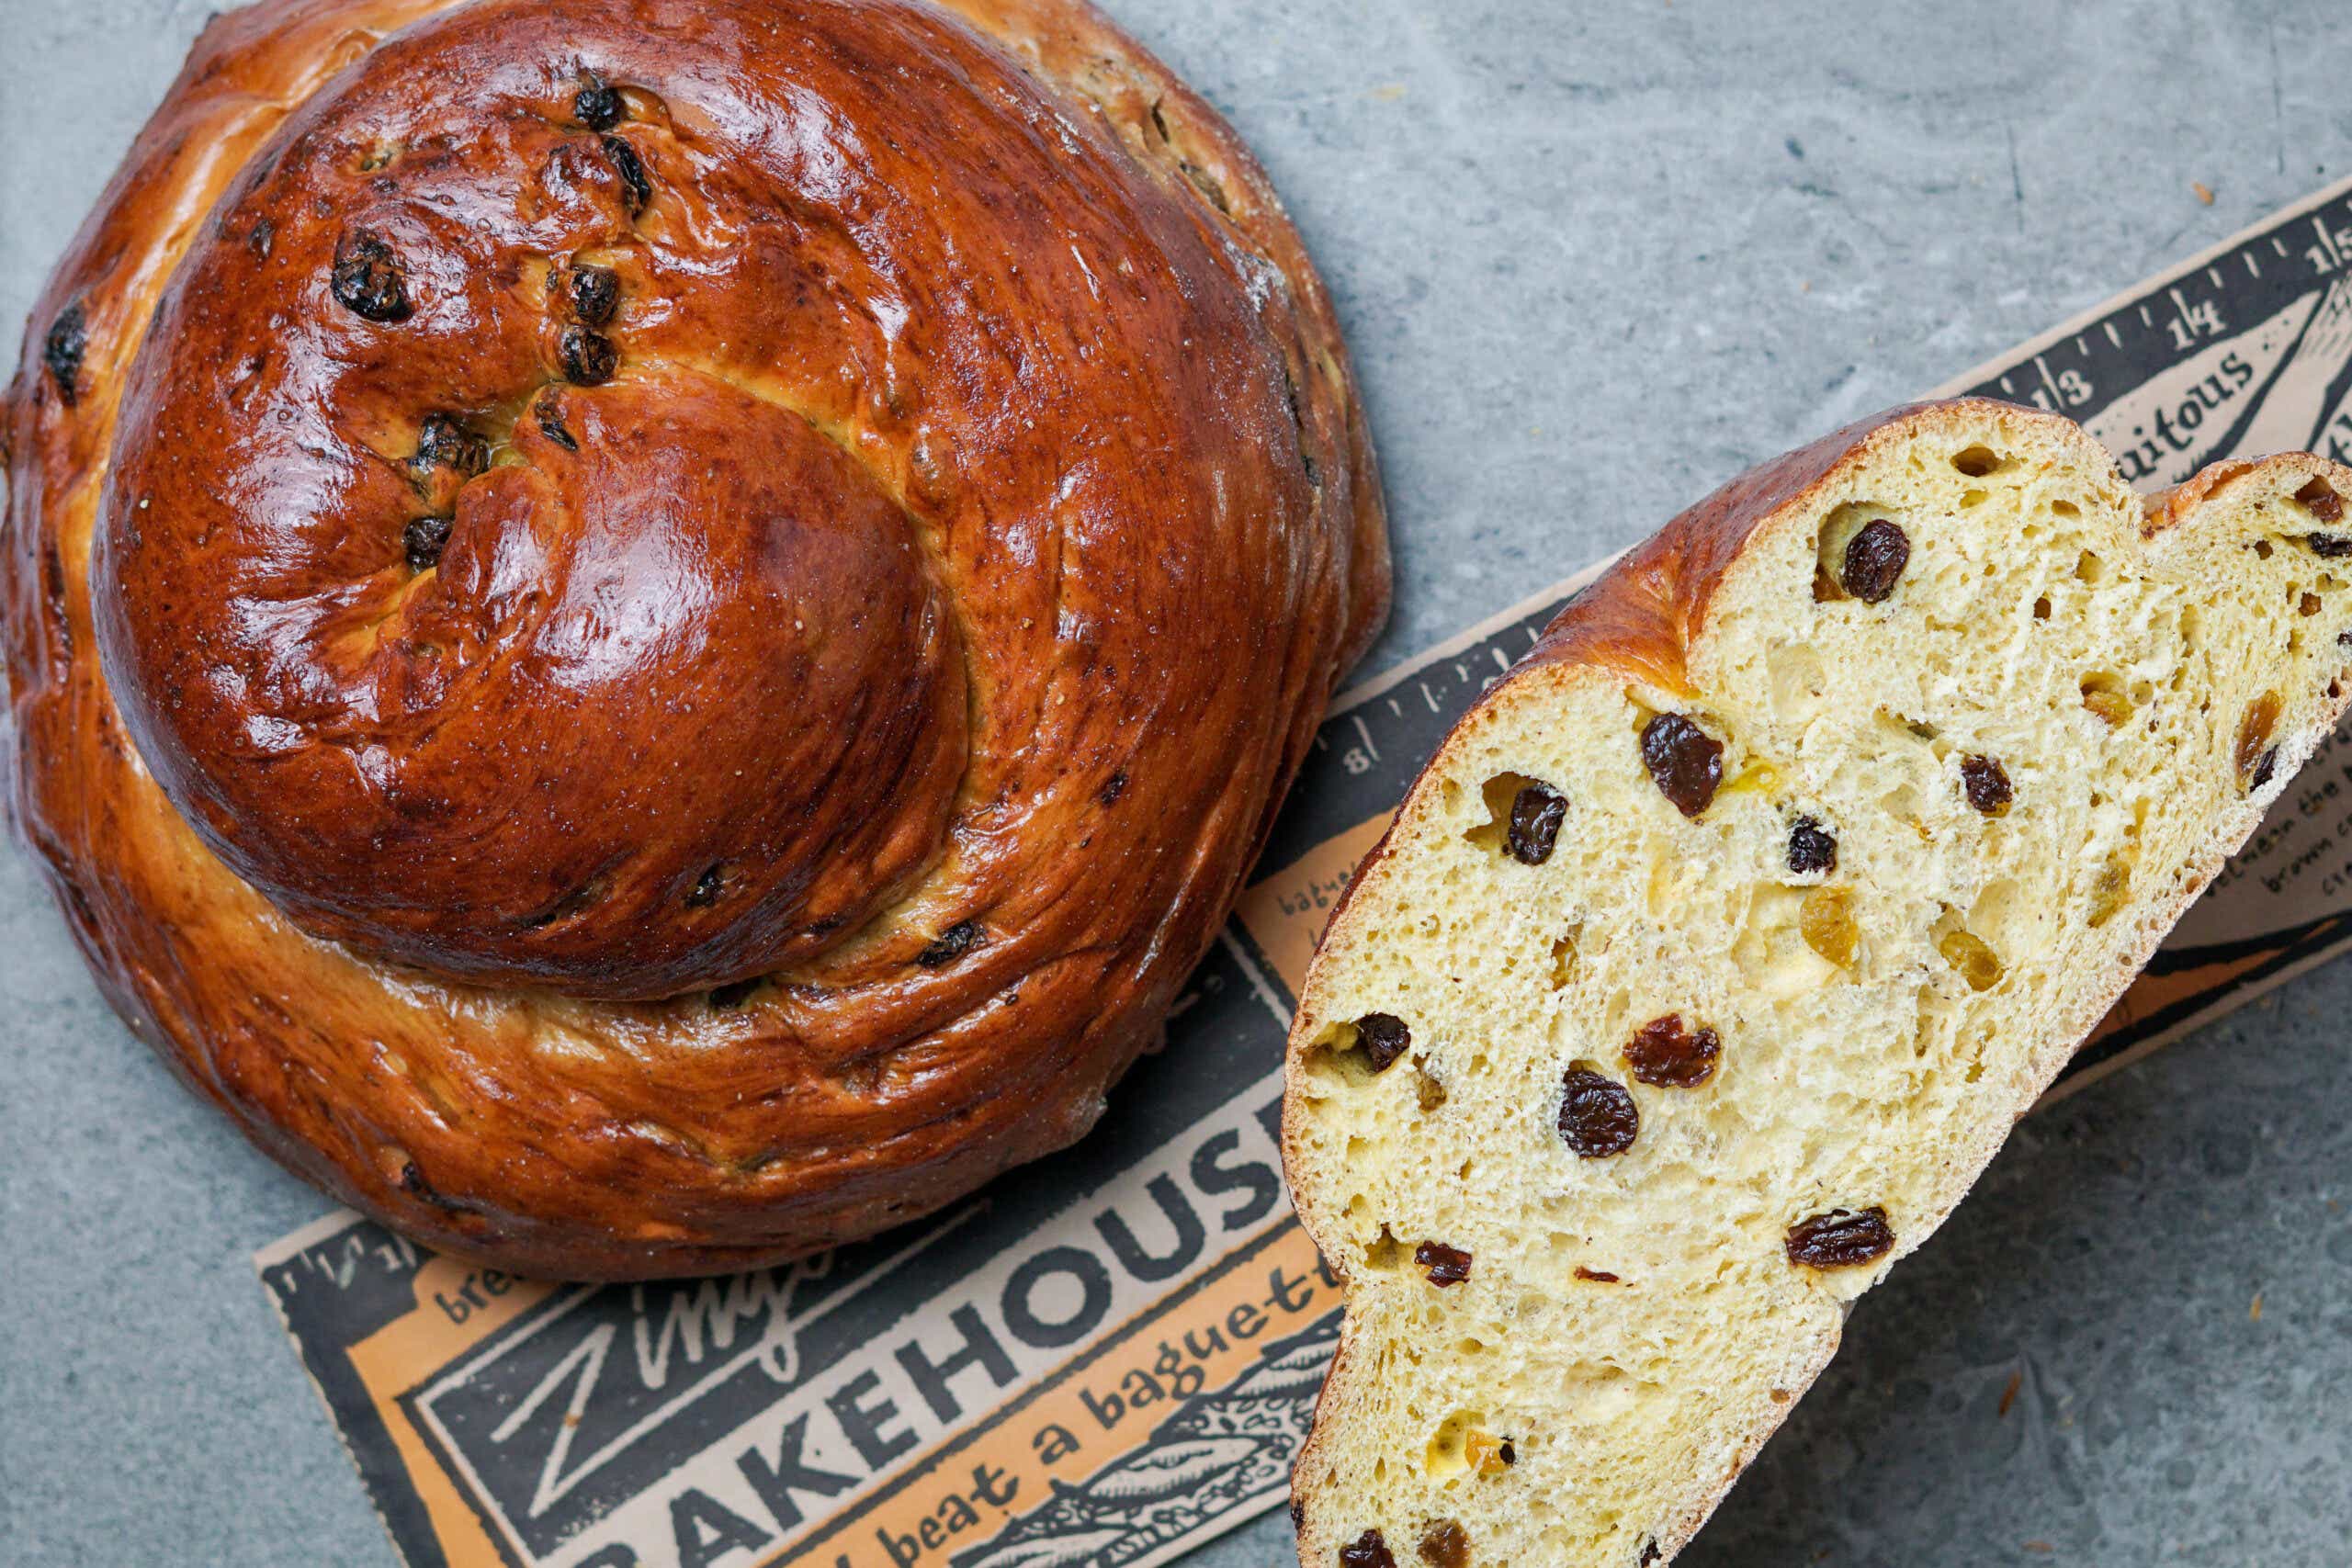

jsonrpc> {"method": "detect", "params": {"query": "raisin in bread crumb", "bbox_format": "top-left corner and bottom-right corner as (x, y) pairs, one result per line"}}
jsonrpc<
(1283, 400), (2352, 1567)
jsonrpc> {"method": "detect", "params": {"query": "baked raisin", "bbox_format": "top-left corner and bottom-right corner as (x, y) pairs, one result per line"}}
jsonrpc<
(1340, 1529), (1396, 1568)
(1574, 1266), (1622, 1283)
(413, 414), (488, 477)
(684, 864), (725, 907)
(574, 75), (624, 130)
(1418, 1521), (1468, 1568)
(569, 263), (621, 326)
(1640, 714), (1722, 818)
(1506, 781), (1567, 864)
(534, 389), (579, 450)
(1414, 1240), (1472, 1288)
(42, 300), (86, 406)
(1558, 1066), (1638, 1156)
(1640, 1543), (1662, 1566)
(560, 324), (618, 385)
(707, 977), (763, 1010)
(1498, 1440), (1516, 1465)
(2298, 478), (2346, 525)
(604, 134), (651, 212)
(917, 920), (981, 967)
(2307, 535), (2352, 558)
(402, 514), (453, 571)
(1355, 1012), (1410, 1073)
(1799, 886), (1859, 966)
(1623, 1014), (1719, 1089)
(330, 230), (413, 322)
(1786, 816), (1837, 874)
(1839, 519), (1910, 603)
(1100, 771), (1129, 805)
(1959, 755), (2012, 816)
(1785, 1207), (1894, 1269)
(2237, 692), (2282, 788)
(1939, 928), (2003, 991)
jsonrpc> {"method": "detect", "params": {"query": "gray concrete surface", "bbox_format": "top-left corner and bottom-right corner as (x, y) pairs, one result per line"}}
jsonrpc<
(3, 0), (2349, 1563)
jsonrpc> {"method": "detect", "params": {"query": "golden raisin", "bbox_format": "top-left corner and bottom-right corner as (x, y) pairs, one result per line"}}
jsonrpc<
(2236, 691), (2282, 789)
(2087, 852), (2132, 929)
(1799, 886), (1859, 967)
(1418, 1521), (1469, 1568)
(2080, 674), (2133, 727)
(1464, 1427), (1511, 1476)
(1939, 929), (2003, 991)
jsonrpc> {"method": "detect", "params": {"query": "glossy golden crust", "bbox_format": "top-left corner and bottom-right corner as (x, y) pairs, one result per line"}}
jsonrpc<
(4, 0), (1385, 1278)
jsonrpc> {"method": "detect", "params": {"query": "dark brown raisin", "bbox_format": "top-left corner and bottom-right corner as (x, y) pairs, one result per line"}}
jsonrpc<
(1340, 1530), (1396, 1568)
(1573, 1266), (1621, 1283)
(1785, 1207), (1895, 1269)
(1959, 755), (2012, 816)
(413, 414), (487, 477)
(1787, 816), (1837, 874)
(569, 263), (621, 326)
(1417, 1521), (1468, 1568)
(534, 389), (579, 450)
(918, 920), (981, 967)
(1640, 1543), (1662, 1566)
(2252, 747), (2278, 790)
(684, 864), (725, 907)
(603, 134), (651, 212)
(1414, 1241), (1472, 1288)
(42, 300), (87, 406)
(1839, 519), (1911, 603)
(330, 230), (413, 322)
(2298, 478), (2346, 525)
(1355, 1012), (1410, 1073)
(2307, 534), (2352, 558)
(559, 324), (618, 385)
(1623, 1014), (1720, 1089)
(574, 76), (624, 130)
(2237, 692), (2282, 787)
(1640, 714), (1723, 818)
(1291, 1497), (1306, 1532)
(1558, 1066), (1638, 1156)
(402, 515), (453, 571)
(1506, 781), (1568, 864)
(249, 219), (275, 257)
(1100, 771), (1129, 806)
(707, 977), (763, 1010)
(1498, 1440), (1516, 1465)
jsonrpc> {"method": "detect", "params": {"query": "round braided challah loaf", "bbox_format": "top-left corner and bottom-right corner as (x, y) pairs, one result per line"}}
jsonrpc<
(2, 0), (1385, 1279)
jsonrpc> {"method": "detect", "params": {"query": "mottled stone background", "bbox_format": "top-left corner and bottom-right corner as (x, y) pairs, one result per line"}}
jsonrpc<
(4, 1), (2349, 1563)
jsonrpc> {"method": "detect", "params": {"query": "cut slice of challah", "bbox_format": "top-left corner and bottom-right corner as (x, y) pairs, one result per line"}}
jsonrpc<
(1281, 399), (2352, 1568)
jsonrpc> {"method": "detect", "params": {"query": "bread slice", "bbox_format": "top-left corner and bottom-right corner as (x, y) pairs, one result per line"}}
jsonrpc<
(1281, 399), (2352, 1568)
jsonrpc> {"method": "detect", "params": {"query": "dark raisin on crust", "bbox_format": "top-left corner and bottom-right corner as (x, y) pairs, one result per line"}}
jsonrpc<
(2298, 478), (2346, 525)
(559, 324), (619, 385)
(573, 75), (625, 130)
(1418, 1521), (1469, 1568)
(569, 263), (621, 326)
(603, 133), (652, 212)
(1787, 815), (1837, 874)
(1353, 1012), (1411, 1073)
(2252, 747), (2278, 790)
(1640, 714), (1723, 818)
(1623, 1013), (1720, 1089)
(534, 389), (579, 450)
(1785, 1207), (1895, 1269)
(330, 230), (413, 322)
(401, 514), (454, 571)
(1340, 1529), (1396, 1568)
(413, 413), (488, 477)
(917, 919), (981, 967)
(1505, 780), (1568, 864)
(1640, 1542), (1663, 1566)
(684, 864), (725, 907)
(1959, 755), (2012, 816)
(248, 218), (275, 257)
(42, 300), (87, 407)
(1557, 1066), (1638, 1156)
(1100, 770), (1129, 805)
(707, 977), (763, 1010)
(1839, 518), (1911, 603)
(1413, 1240), (1472, 1288)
